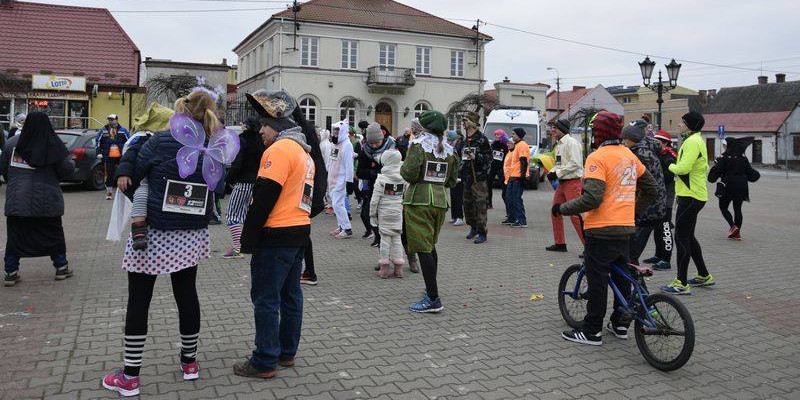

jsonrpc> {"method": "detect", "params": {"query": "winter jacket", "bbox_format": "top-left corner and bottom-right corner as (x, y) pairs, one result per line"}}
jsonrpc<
(630, 137), (667, 223)
(369, 150), (406, 233)
(490, 139), (509, 176)
(669, 132), (708, 201)
(1, 135), (75, 217)
(298, 119), (327, 218)
(115, 132), (152, 199)
(95, 124), (130, 158)
(459, 130), (492, 184)
(552, 134), (584, 180)
(708, 140), (760, 202)
(227, 127), (266, 185)
(357, 136), (395, 186)
(395, 133), (414, 160)
(658, 145), (677, 208)
(132, 130), (212, 230)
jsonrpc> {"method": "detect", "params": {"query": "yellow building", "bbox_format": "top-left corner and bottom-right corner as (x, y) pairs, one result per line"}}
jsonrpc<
(609, 85), (699, 136)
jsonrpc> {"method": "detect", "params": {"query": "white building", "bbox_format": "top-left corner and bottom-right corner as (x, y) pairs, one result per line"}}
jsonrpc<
(232, 0), (492, 133)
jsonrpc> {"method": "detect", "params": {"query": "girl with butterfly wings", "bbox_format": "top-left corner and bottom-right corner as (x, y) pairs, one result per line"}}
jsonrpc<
(102, 90), (240, 397)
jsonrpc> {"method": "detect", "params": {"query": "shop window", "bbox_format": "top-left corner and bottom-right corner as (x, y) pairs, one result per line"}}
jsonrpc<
(28, 99), (66, 129)
(68, 101), (88, 129)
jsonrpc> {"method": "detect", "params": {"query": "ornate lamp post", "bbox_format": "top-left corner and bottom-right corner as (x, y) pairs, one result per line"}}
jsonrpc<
(639, 57), (682, 129)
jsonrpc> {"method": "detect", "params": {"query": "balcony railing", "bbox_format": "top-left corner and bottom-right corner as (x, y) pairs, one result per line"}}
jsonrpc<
(367, 67), (415, 88)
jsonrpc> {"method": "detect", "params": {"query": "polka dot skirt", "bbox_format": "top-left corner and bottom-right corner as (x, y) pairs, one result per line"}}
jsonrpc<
(122, 227), (210, 275)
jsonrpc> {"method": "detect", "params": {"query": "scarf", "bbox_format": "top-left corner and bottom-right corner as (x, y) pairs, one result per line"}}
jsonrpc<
(275, 126), (311, 153)
(15, 111), (70, 168)
(362, 135), (395, 161)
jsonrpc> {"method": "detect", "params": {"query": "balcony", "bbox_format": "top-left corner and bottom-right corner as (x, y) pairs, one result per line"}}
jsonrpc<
(367, 67), (415, 88)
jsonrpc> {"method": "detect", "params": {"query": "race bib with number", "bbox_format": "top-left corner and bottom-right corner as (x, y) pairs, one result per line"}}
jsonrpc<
(299, 156), (315, 213)
(492, 150), (504, 161)
(462, 147), (476, 160)
(556, 154), (562, 166)
(9, 148), (35, 170)
(330, 148), (340, 161)
(162, 180), (209, 215)
(384, 183), (404, 196)
(423, 161), (448, 183)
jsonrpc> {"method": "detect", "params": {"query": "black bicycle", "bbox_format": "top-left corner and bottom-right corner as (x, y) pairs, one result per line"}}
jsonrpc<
(558, 263), (695, 371)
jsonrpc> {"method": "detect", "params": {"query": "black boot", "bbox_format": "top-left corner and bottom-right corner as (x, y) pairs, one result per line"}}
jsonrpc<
(545, 244), (567, 252)
(131, 221), (148, 250)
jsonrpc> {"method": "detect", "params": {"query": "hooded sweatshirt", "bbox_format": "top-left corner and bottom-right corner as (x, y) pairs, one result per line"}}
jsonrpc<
(327, 119), (354, 190)
(369, 149), (406, 233)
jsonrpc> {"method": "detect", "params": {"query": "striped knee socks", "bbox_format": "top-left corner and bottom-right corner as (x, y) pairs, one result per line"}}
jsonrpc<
(180, 332), (199, 364)
(228, 224), (243, 252)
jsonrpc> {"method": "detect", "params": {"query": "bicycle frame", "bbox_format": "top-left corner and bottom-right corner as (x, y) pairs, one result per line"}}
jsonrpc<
(566, 264), (661, 329)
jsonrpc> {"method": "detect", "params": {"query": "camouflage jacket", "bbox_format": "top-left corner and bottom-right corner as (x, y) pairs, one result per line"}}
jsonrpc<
(630, 137), (667, 223)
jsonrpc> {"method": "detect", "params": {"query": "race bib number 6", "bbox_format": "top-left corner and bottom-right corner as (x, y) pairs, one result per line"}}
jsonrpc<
(424, 161), (448, 183)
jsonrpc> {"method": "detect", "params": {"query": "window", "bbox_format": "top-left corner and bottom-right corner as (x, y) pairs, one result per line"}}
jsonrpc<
(301, 37), (319, 67)
(622, 96), (631, 104)
(793, 135), (800, 156)
(379, 43), (396, 70)
(416, 47), (431, 75)
(413, 102), (429, 118)
(257, 44), (264, 71)
(339, 99), (357, 124)
(341, 40), (358, 69)
(299, 98), (317, 124)
(450, 50), (464, 77)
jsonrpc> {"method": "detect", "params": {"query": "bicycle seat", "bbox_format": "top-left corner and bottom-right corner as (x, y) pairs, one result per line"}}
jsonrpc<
(627, 263), (653, 277)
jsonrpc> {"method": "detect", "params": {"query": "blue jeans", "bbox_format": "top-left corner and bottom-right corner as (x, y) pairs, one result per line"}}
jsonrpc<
(249, 246), (305, 371)
(506, 179), (526, 224)
(4, 254), (68, 274)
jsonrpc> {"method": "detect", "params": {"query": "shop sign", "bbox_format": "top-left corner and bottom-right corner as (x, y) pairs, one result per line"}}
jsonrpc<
(28, 91), (89, 100)
(32, 75), (87, 92)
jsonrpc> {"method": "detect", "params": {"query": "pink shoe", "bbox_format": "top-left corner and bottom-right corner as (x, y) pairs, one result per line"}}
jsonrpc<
(392, 259), (405, 278)
(330, 227), (342, 236)
(181, 361), (200, 380)
(378, 261), (391, 279)
(334, 230), (353, 239)
(102, 369), (140, 397)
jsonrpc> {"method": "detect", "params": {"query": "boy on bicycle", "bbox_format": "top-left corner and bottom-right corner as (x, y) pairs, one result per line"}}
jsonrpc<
(553, 111), (659, 346)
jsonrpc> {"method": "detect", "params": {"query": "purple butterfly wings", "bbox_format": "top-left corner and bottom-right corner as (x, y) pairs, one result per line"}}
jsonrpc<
(170, 113), (241, 189)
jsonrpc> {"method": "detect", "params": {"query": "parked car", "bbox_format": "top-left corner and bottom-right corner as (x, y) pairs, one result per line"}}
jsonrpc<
(56, 129), (104, 190)
(483, 107), (543, 190)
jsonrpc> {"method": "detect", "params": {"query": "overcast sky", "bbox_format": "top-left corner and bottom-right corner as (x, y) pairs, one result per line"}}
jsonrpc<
(31, 0), (800, 92)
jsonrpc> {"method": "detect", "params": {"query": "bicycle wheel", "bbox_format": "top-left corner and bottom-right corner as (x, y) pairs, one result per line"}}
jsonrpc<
(557, 264), (587, 329)
(634, 293), (695, 371)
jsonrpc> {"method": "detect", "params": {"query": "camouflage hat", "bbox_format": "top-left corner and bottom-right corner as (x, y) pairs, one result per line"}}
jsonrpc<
(246, 89), (297, 119)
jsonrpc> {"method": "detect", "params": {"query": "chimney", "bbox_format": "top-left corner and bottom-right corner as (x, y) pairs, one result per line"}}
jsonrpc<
(572, 86), (585, 91)
(698, 90), (707, 105)
(502, 76), (510, 83)
(758, 76), (768, 85)
(776, 73), (786, 83)
(222, 58), (228, 66)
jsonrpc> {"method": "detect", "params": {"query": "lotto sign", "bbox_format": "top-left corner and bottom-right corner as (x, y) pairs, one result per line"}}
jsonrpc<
(32, 75), (87, 92)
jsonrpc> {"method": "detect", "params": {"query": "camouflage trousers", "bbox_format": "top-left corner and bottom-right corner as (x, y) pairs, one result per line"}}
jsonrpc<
(463, 180), (489, 234)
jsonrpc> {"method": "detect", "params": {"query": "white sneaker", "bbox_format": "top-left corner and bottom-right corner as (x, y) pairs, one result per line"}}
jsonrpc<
(452, 218), (465, 226)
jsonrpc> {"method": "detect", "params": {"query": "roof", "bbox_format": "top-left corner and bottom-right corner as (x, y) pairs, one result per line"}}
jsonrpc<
(143, 59), (233, 72)
(546, 87), (590, 111)
(0, 1), (140, 87)
(235, 0), (492, 51)
(701, 111), (792, 133)
(606, 85), (640, 95)
(700, 80), (800, 114)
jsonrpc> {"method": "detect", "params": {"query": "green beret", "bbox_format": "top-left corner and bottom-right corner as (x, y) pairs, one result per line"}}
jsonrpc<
(419, 110), (447, 134)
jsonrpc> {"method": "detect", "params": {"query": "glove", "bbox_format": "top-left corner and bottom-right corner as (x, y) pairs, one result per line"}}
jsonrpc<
(370, 218), (378, 227)
(547, 171), (558, 182)
(551, 203), (562, 217)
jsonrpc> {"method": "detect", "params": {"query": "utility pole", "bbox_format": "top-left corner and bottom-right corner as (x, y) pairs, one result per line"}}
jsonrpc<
(472, 19), (484, 124)
(785, 122), (790, 179)
(547, 67), (560, 114)
(290, 0), (301, 51)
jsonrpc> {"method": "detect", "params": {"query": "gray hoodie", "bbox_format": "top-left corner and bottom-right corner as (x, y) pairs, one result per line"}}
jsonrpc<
(369, 149), (406, 234)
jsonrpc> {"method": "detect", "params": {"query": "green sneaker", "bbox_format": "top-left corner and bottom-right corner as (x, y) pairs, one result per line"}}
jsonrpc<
(660, 279), (691, 295)
(687, 274), (715, 287)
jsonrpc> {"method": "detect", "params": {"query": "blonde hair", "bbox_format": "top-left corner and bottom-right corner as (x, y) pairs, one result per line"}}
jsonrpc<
(174, 90), (222, 137)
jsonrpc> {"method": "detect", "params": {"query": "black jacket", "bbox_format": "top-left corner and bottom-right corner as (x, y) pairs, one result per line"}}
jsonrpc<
(227, 127), (265, 185)
(299, 119), (327, 218)
(396, 134), (412, 160)
(490, 140), (508, 175)
(459, 131), (492, 183)
(708, 153), (759, 201)
(133, 131), (213, 230)
(116, 133), (151, 199)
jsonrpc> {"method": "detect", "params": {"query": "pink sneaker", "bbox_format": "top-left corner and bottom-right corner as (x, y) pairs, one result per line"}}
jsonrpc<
(181, 361), (200, 380)
(330, 227), (342, 236)
(102, 369), (140, 397)
(334, 230), (353, 239)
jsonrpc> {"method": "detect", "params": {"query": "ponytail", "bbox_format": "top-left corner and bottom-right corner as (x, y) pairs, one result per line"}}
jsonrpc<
(437, 133), (444, 154)
(174, 90), (221, 138)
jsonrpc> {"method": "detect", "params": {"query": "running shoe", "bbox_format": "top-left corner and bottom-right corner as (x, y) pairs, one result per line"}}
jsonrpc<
(687, 274), (716, 287)
(729, 226), (741, 240)
(4, 271), (20, 287)
(335, 229), (353, 239)
(660, 279), (691, 295)
(222, 249), (244, 259)
(511, 222), (528, 228)
(330, 227), (342, 236)
(652, 260), (672, 270)
(325, 207), (334, 215)
(473, 234), (487, 244)
(606, 323), (628, 340)
(362, 230), (374, 239)
(466, 228), (478, 240)
(102, 369), (140, 397)
(561, 329), (602, 346)
(500, 218), (514, 225)
(409, 294), (443, 313)
(181, 362), (200, 380)
(545, 244), (567, 252)
(105, 191), (113, 201)
(452, 218), (465, 226)
(642, 256), (661, 264)
(300, 272), (318, 286)
(54, 266), (73, 281)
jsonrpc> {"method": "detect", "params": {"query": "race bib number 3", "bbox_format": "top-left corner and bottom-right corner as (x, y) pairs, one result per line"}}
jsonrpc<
(162, 180), (209, 215)
(424, 161), (448, 183)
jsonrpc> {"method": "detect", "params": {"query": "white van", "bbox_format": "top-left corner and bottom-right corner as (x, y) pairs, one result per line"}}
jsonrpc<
(483, 108), (543, 189)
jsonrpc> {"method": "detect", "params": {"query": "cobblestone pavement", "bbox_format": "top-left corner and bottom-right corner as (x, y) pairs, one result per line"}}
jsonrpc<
(1, 174), (799, 400)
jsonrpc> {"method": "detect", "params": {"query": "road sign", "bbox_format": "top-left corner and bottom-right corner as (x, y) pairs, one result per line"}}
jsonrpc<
(718, 125), (726, 139)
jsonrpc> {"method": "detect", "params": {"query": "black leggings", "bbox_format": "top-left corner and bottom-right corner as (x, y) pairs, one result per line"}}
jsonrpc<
(718, 195), (744, 228)
(418, 248), (439, 300)
(675, 197), (709, 285)
(123, 266), (200, 376)
(450, 182), (464, 220)
(304, 239), (316, 279)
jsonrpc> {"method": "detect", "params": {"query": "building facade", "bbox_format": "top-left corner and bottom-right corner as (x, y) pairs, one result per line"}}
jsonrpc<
(232, 0), (491, 132)
(139, 58), (233, 110)
(0, 1), (145, 131)
(545, 85), (623, 125)
(614, 85), (699, 136)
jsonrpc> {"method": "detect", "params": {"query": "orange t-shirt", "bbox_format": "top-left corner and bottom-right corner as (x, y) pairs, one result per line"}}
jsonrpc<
(503, 141), (530, 183)
(257, 139), (315, 228)
(582, 145), (646, 229)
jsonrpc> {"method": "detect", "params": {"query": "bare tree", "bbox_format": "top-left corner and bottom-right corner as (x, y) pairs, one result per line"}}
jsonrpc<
(0, 72), (27, 97)
(446, 92), (499, 119)
(144, 75), (197, 105)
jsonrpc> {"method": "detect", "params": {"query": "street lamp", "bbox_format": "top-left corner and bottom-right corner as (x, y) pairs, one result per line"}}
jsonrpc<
(546, 67), (560, 112)
(638, 57), (682, 130)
